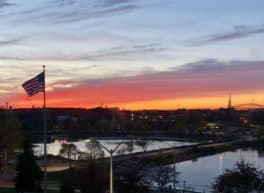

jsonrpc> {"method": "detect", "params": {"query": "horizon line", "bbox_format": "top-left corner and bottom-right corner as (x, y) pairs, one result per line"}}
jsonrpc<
(7, 105), (263, 111)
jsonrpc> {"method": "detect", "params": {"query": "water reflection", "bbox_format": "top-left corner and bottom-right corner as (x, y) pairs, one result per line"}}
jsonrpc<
(34, 139), (195, 157)
(254, 151), (258, 168)
(219, 153), (224, 172)
(174, 149), (264, 192)
(34, 139), (264, 192)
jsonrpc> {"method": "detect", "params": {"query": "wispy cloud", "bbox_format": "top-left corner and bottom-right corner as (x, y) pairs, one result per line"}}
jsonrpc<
(2, 0), (139, 25)
(100, 0), (138, 8)
(91, 43), (166, 61)
(190, 25), (264, 46)
(176, 59), (229, 72)
(51, 4), (138, 24)
(175, 59), (264, 74)
(47, 59), (264, 94)
(0, 37), (23, 46)
(0, 0), (15, 8)
(0, 43), (165, 61)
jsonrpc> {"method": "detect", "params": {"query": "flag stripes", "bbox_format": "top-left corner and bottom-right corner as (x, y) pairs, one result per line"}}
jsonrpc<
(22, 72), (44, 97)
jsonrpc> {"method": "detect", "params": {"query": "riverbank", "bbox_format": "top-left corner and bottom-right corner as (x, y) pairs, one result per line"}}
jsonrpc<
(30, 130), (232, 144)
(110, 137), (264, 165)
(36, 136), (264, 169)
(2, 137), (263, 193)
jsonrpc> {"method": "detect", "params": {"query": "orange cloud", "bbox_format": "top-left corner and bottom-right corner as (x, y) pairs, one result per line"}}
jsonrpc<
(7, 60), (264, 110)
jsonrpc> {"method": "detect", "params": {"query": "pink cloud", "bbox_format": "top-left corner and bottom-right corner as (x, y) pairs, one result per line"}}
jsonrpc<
(8, 60), (264, 109)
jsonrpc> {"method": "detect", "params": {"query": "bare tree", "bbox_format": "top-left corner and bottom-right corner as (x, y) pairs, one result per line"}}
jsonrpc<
(85, 138), (104, 159)
(116, 141), (134, 155)
(146, 164), (179, 192)
(115, 160), (150, 193)
(59, 143), (78, 169)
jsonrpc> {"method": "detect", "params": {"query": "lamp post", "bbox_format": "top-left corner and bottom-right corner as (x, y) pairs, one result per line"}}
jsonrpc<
(99, 142), (123, 193)
(173, 140), (176, 190)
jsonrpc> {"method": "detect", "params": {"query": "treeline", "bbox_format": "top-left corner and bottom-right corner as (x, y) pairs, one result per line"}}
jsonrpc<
(12, 107), (264, 138)
(0, 109), (22, 172)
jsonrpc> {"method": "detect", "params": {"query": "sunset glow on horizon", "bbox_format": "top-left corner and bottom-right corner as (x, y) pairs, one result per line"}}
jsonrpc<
(8, 93), (264, 110)
(1, 0), (264, 110)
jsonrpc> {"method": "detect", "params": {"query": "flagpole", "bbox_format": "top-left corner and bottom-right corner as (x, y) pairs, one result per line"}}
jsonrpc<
(43, 65), (47, 193)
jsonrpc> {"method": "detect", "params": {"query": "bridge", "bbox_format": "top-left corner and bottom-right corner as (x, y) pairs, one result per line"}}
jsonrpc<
(233, 103), (264, 110)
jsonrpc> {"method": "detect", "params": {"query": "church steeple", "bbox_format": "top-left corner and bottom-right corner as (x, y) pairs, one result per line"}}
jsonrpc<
(228, 93), (232, 109)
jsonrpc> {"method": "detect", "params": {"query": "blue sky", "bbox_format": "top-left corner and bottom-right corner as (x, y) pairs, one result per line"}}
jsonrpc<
(1, 0), (264, 108)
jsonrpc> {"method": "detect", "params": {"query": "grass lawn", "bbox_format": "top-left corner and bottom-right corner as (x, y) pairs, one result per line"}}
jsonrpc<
(0, 187), (59, 193)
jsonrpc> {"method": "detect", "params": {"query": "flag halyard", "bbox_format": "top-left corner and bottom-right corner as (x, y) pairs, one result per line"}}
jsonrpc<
(22, 72), (44, 97)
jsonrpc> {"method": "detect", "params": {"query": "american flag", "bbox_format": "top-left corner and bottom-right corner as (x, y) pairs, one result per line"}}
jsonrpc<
(22, 72), (44, 97)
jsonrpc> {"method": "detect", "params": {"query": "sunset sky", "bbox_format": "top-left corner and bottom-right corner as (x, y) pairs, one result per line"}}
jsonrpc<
(1, 0), (264, 109)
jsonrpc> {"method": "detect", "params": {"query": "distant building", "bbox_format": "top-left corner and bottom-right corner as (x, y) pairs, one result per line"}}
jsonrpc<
(205, 122), (220, 129)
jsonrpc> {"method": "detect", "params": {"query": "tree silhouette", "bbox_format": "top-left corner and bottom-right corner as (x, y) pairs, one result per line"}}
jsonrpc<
(116, 141), (134, 155)
(15, 139), (42, 193)
(76, 159), (108, 193)
(85, 138), (104, 159)
(212, 160), (264, 193)
(115, 160), (150, 193)
(0, 110), (22, 171)
(59, 143), (78, 169)
(147, 164), (179, 192)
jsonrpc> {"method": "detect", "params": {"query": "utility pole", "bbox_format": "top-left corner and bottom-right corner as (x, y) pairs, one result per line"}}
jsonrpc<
(100, 142), (123, 193)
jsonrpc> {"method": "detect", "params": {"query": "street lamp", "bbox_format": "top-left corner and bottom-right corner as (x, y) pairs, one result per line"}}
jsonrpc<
(99, 142), (123, 193)
(173, 140), (176, 190)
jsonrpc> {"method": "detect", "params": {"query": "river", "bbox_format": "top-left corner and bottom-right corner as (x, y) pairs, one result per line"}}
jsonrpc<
(174, 148), (264, 192)
(34, 138), (195, 156)
(34, 139), (264, 193)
